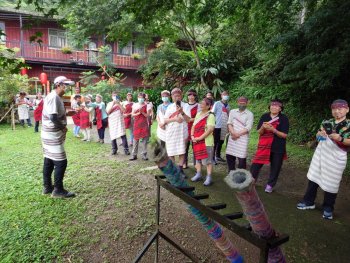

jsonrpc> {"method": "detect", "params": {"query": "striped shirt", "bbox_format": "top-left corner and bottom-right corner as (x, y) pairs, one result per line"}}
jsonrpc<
(42, 91), (67, 131)
(212, 100), (230, 128)
(41, 90), (67, 161)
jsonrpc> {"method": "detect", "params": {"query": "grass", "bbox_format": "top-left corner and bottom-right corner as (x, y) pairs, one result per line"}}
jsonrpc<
(0, 124), (155, 262)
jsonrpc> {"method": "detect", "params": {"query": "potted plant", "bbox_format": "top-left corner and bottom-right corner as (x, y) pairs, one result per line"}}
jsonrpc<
(61, 47), (73, 54)
(131, 53), (142, 60)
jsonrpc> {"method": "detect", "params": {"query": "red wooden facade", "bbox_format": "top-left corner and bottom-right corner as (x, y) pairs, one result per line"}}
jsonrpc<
(0, 7), (147, 89)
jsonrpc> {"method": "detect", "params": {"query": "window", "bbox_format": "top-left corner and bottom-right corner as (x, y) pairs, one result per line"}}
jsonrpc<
(48, 29), (69, 48)
(87, 42), (98, 63)
(133, 44), (145, 56)
(118, 41), (132, 55)
(118, 41), (145, 56)
(105, 44), (113, 62)
(0, 22), (5, 43)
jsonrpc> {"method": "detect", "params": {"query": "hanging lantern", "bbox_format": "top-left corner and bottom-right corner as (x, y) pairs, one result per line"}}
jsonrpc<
(20, 68), (28, 76)
(40, 73), (48, 85)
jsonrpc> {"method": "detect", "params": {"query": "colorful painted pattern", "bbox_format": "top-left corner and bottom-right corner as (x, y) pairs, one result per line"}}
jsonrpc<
(226, 170), (286, 263)
(158, 158), (243, 263)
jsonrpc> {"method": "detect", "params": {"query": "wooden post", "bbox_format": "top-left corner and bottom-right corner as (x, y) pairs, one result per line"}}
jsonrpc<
(46, 80), (50, 94)
(11, 104), (15, 130)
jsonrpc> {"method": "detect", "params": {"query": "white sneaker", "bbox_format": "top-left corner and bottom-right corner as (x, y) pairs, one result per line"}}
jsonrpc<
(81, 138), (87, 141)
(191, 173), (202, 182)
(203, 176), (212, 186)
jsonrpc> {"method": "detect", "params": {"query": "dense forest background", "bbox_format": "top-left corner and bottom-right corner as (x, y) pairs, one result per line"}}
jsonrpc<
(2, 0), (350, 143)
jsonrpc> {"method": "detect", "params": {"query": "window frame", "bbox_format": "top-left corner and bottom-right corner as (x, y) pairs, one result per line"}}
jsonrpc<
(48, 28), (69, 49)
(0, 22), (6, 43)
(117, 41), (145, 56)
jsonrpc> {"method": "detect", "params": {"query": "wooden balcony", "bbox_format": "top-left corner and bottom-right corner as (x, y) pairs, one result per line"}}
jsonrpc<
(4, 41), (145, 70)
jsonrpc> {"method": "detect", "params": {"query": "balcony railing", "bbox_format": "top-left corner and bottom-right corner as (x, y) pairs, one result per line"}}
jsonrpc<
(4, 41), (145, 69)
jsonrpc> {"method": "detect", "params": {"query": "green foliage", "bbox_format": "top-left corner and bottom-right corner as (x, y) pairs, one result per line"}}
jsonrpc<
(15, 0), (350, 143)
(61, 46), (73, 54)
(143, 86), (166, 110)
(139, 42), (230, 97)
(0, 45), (32, 106)
(79, 71), (99, 87)
(0, 45), (26, 75)
(0, 74), (32, 104)
(83, 72), (127, 103)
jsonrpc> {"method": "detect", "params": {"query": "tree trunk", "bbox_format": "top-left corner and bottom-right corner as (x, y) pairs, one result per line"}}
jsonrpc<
(179, 22), (207, 89)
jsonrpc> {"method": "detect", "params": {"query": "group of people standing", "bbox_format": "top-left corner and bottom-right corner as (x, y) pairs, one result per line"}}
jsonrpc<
(15, 91), (44, 132)
(50, 86), (291, 190)
(154, 88), (290, 189)
(29, 75), (349, 220)
(69, 88), (154, 160)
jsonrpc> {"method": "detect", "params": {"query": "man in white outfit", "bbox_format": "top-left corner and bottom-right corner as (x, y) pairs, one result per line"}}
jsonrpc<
(164, 88), (190, 175)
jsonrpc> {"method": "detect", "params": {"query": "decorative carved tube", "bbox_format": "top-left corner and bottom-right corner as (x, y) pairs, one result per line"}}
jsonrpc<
(225, 169), (286, 263)
(152, 142), (243, 263)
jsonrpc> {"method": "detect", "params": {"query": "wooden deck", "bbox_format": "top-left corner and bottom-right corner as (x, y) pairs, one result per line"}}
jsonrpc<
(5, 41), (145, 70)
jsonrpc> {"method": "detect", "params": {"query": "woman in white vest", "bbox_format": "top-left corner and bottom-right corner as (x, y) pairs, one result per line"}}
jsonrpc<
(164, 88), (191, 174)
(106, 91), (130, 155)
(226, 96), (254, 171)
(16, 91), (32, 127)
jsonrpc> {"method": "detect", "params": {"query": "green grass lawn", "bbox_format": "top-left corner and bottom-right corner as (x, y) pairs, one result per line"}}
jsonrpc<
(0, 125), (155, 262)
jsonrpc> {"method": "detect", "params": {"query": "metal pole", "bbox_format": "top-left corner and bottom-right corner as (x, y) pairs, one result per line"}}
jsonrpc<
(19, 14), (24, 57)
(155, 179), (161, 263)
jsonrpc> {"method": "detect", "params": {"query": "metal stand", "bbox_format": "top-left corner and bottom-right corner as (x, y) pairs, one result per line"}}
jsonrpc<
(133, 176), (289, 263)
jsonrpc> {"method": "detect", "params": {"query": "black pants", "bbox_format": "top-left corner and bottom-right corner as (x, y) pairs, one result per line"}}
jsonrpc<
(35, 121), (39, 132)
(226, 154), (247, 171)
(97, 118), (108, 140)
(43, 157), (67, 191)
(111, 135), (129, 153)
(20, 119), (32, 126)
(160, 140), (166, 148)
(303, 180), (337, 212)
(213, 128), (224, 158)
(250, 152), (284, 187)
(184, 140), (195, 166)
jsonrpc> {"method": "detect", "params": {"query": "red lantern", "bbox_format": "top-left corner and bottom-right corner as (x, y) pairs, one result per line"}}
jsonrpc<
(20, 68), (28, 75)
(40, 73), (48, 85)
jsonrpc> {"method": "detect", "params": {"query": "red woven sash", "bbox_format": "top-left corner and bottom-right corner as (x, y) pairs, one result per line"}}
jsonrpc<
(193, 114), (209, 160)
(33, 100), (43, 122)
(169, 109), (180, 119)
(110, 105), (121, 114)
(187, 105), (198, 140)
(124, 103), (133, 129)
(72, 111), (80, 126)
(95, 107), (103, 129)
(252, 118), (280, 164)
(80, 110), (90, 129)
(133, 105), (149, 140)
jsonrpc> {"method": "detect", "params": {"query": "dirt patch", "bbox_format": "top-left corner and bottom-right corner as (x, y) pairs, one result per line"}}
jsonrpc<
(72, 149), (350, 263)
(250, 160), (350, 223)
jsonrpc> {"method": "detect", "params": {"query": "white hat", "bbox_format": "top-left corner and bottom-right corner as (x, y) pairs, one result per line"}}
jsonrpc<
(54, 76), (75, 85)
